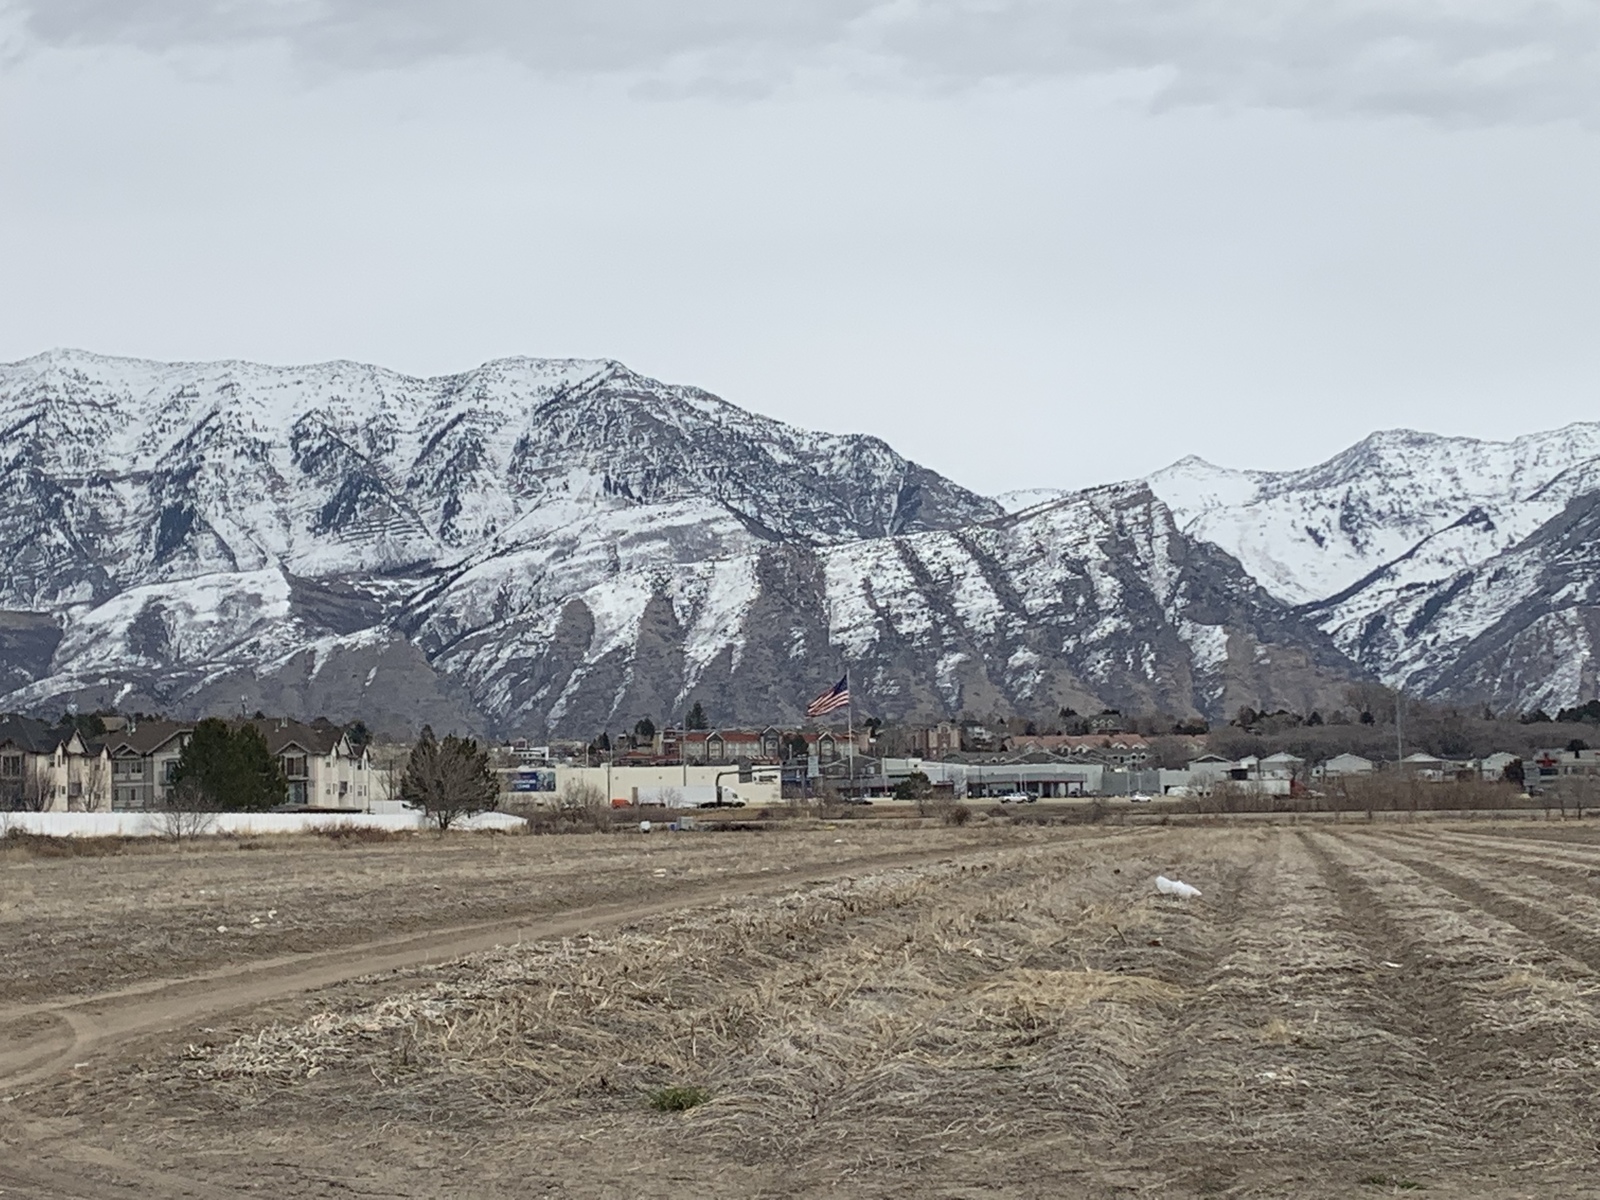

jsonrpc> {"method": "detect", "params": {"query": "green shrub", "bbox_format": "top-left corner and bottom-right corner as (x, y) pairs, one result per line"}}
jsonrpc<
(647, 1085), (710, 1112)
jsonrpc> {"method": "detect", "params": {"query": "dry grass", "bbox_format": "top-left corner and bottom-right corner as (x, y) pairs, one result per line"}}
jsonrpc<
(304, 822), (414, 845)
(1, 829), (144, 859)
(169, 834), (1199, 1189)
(30, 822), (1600, 1199)
(0, 823), (1030, 1005)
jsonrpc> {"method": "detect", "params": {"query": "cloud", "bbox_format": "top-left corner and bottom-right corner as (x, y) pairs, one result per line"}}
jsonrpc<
(9, 0), (1600, 122)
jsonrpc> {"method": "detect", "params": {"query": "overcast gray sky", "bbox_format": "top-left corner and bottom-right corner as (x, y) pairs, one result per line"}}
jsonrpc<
(3, 1), (1599, 495)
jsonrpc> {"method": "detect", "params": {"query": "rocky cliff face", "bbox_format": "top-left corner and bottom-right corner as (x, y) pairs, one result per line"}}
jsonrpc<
(0, 350), (1361, 735)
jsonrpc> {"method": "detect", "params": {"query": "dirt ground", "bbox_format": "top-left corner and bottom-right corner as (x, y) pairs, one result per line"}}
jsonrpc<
(4, 821), (1600, 1197)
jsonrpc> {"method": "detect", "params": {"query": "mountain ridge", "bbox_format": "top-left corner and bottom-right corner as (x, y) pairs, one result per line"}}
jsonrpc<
(2, 349), (1597, 732)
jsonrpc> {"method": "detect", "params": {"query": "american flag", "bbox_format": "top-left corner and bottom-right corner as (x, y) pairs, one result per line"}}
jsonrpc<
(806, 675), (850, 718)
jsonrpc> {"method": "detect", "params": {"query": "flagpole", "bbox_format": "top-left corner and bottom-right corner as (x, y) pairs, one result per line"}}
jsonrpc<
(846, 666), (854, 794)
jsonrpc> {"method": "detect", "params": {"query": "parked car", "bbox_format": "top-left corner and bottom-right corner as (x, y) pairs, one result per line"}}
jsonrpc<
(997, 792), (1034, 804)
(1129, 792), (1153, 803)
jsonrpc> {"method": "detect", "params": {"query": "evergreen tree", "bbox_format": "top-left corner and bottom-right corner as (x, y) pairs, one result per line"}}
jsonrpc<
(54, 710), (107, 738)
(633, 717), (657, 743)
(893, 771), (933, 801)
(686, 702), (709, 730)
(171, 718), (288, 811)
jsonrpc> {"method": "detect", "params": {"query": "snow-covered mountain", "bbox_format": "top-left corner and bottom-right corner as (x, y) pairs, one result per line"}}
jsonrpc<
(0, 350), (1360, 735)
(1142, 426), (1600, 712)
(1147, 427), (1600, 607)
(6, 349), (1596, 731)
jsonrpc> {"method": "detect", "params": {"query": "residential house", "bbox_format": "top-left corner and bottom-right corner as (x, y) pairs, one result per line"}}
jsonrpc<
(673, 728), (785, 766)
(1005, 733), (1152, 765)
(959, 722), (998, 753)
(106, 719), (192, 810)
(50, 729), (112, 811)
(796, 731), (843, 763)
(105, 716), (372, 810)
(1185, 753), (1237, 785)
(1258, 752), (1306, 782)
(1088, 712), (1125, 734)
(0, 716), (63, 810)
(1398, 752), (1447, 782)
(246, 717), (374, 809)
(1314, 753), (1376, 780)
(1478, 751), (1521, 782)
(0, 717), (115, 812)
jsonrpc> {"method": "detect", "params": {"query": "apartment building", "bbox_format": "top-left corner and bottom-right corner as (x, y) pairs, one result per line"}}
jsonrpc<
(248, 717), (375, 809)
(105, 716), (373, 811)
(0, 715), (113, 812)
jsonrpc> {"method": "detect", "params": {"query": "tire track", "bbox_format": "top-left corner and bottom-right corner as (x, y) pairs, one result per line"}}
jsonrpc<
(1091, 829), (1412, 1195)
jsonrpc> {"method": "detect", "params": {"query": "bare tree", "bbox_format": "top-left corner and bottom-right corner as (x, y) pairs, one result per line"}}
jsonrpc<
(0, 762), (55, 813)
(558, 779), (612, 830)
(73, 754), (110, 812)
(400, 728), (499, 831)
(146, 781), (219, 843)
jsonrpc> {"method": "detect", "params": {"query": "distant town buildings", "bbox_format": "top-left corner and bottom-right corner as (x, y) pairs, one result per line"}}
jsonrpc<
(2, 704), (1590, 814)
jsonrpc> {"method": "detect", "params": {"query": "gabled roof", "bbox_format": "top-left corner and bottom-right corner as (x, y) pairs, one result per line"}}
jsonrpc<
(106, 718), (192, 756)
(242, 717), (345, 757)
(0, 714), (61, 755)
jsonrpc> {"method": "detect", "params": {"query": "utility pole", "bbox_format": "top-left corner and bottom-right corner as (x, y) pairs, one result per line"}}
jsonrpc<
(1396, 689), (1404, 764)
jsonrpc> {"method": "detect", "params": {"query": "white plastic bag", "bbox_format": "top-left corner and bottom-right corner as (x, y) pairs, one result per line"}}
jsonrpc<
(1155, 875), (1201, 899)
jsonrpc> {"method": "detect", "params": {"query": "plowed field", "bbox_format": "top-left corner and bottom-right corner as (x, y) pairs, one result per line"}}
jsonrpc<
(5, 822), (1600, 1197)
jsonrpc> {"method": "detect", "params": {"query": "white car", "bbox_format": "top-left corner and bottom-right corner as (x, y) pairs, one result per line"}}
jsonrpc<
(997, 792), (1035, 804)
(1129, 792), (1153, 803)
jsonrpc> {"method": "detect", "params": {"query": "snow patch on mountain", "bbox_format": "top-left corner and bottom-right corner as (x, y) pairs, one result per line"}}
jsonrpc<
(1146, 425), (1600, 608)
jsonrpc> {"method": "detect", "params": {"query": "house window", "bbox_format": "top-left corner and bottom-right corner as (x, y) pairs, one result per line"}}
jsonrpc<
(164, 761), (180, 783)
(283, 755), (308, 779)
(0, 754), (20, 778)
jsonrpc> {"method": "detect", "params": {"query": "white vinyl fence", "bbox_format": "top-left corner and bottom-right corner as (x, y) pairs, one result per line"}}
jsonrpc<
(1, 810), (525, 838)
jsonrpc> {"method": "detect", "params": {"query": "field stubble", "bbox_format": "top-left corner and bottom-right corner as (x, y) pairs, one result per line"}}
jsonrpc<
(10, 823), (1600, 1197)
